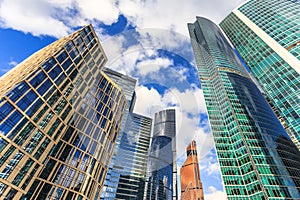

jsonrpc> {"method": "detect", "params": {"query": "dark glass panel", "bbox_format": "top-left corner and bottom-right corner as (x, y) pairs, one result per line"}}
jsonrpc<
(0, 139), (8, 153)
(14, 122), (35, 146)
(56, 51), (68, 63)
(0, 146), (15, 167)
(42, 57), (57, 71)
(49, 65), (62, 80)
(34, 138), (50, 160)
(17, 90), (38, 111)
(12, 158), (34, 186)
(0, 101), (14, 121)
(29, 70), (47, 88)
(62, 58), (72, 71)
(7, 117), (28, 140)
(40, 159), (56, 179)
(0, 110), (23, 135)
(7, 82), (29, 102)
(26, 98), (43, 117)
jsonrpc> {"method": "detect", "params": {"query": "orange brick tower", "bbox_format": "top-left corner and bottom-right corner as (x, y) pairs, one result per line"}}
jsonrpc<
(180, 140), (204, 200)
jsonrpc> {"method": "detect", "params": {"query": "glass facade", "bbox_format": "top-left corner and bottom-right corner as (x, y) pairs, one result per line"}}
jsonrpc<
(0, 25), (127, 199)
(144, 109), (177, 200)
(188, 17), (300, 199)
(102, 113), (152, 199)
(220, 0), (300, 149)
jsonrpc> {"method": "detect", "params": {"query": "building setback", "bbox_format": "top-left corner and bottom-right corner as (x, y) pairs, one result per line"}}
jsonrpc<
(144, 109), (177, 200)
(180, 140), (204, 200)
(220, 0), (300, 149)
(188, 17), (300, 199)
(0, 25), (127, 199)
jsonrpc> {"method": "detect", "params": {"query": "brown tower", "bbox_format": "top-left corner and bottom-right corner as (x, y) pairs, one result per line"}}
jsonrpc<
(180, 140), (204, 200)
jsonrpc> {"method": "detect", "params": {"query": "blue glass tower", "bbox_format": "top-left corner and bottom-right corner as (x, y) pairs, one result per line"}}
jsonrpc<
(145, 109), (177, 200)
(188, 17), (300, 199)
(101, 68), (152, 199)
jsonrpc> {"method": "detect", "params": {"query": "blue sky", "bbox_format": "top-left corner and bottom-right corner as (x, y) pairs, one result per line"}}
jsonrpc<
(0, 0), (246, 199)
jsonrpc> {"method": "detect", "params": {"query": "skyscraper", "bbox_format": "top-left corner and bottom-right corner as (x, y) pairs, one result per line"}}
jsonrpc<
(220, 0), (300, 149)
(145, 109), (177, 200)
(101, 68), (152, 200)
(180, 140), (204, 200)
(0, 25), (127, 199)
(113, 113), (152, 199)
(188, 17), (300, 199)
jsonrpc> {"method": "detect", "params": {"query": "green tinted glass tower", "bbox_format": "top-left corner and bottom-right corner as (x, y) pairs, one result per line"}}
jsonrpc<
(0, 25), (127, 199)
(220, 0), (300, 149)
(188, 17), (300, 199)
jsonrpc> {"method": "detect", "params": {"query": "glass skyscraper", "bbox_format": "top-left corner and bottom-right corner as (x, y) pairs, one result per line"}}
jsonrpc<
(220, 0), (300, 149)
(188, 17), (300, 199)
(101, 68), (152, 199)
(144, 109), (177, 200)
(0, 25), (127, 199)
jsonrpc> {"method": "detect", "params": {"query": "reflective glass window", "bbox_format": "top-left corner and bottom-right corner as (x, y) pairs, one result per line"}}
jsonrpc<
(7, 82), (29, 102)
(0, 101), (14, 121)
(42, 57), (57, 72)
(0, 110), (23, 135)
(29, 71), (47, 88)
(26, 98), (43, 117)
(62, 58), (72, 71)
(57, 51), (68, 63)
(49, 65), (62, 80)
(17, 90), (38, 111)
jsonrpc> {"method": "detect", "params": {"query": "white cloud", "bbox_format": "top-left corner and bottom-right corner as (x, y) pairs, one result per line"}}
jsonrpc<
(118, 0), (245, 36)
(77, 0), (119, 25)
(0, 0), (245, 39)
(205, 186), (227, 200)
(136, 57), (173, 75)
(8, 61), (18, 67)
(0, 0), (71, 37)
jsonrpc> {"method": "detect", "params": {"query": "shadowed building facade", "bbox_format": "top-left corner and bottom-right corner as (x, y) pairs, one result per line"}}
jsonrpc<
(220, 0), (300, 149)
(188, 17), (300, 199)
(0, 25), (127, 199)
(144, 109), (177, 200)
(180, 140), (204, 200)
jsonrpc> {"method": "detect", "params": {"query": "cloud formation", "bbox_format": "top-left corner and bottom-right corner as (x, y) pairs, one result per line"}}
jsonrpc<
(0, 0), (245, 37)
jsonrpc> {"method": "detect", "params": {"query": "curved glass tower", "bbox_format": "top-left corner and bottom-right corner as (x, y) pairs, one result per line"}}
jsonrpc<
(220, 0), (300, 149)
(188, 17), (300, 199)
(0, 25), (127, 199)
(145, 109), (177, 200)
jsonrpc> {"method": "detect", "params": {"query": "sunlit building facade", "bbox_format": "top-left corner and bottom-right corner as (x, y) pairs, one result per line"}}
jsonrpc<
(0, 25), (127, 199)
(180, 140), (204, 200)
(188, 17), (300, 199)
(144, 109), (177, 200)
(220, 0), (300, 149)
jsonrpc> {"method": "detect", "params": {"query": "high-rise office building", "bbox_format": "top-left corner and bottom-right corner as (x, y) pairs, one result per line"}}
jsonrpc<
(101, 68), (153, 199)
(220, 0), (300, 149)
(105, 113), (152, 199)
(188, 17), (300, 199)
(180, 140), (204, 200)
(144, 109), (177, 200)
(0, 25), (127, 199)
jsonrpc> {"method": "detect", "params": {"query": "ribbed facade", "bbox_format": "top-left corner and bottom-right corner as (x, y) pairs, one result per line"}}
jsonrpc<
(180, 141), (204, 200)
(0, 25), (127, 199)
(188, 17), (300, 199)
(145, 109), (177, 200)
(220, 0), (300, 149)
